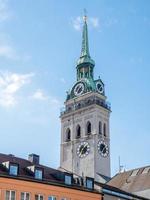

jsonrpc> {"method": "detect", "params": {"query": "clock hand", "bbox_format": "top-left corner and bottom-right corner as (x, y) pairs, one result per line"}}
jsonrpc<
(102, 146), (106, 154)
(80, 144), (88, 154)
(78, 144), (88, 157)
(78, 87), (82, 93)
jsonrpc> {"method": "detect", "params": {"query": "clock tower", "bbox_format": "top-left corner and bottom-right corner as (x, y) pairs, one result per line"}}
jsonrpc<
(60, 14), (111, 182)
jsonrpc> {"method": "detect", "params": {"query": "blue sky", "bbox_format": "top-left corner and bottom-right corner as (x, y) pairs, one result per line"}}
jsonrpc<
(0, 0), (150, 176)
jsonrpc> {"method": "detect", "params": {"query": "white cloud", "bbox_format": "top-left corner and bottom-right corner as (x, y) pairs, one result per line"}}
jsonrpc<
(0, 0), (12, 22)
(31, 89), (62, 108)
(0, 45), (19, 60)
(0, 41), (31, 61)
(72, 16), (100, 31)
(32, 89), (48, 101)
(0, 71), (34, 107)
(72, 16), (82, 31)
(89, 17), (99, 28)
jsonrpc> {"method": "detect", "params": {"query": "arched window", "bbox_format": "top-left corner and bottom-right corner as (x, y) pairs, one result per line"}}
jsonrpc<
(103, 123), (106, 137)
(66, 128), (71, 141)
(87, 121), (91, 135)
(99, 121), (102, 134)
(76, 125), (81, 138)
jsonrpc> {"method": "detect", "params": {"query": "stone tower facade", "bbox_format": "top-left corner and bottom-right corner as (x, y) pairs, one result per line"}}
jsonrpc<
(60, 15), (111, 182)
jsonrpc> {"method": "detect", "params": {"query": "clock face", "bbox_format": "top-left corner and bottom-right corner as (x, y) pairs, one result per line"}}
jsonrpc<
(97, 140), (109, 157)
(77, 141), (90, 158)
(96, 82), (104, 94)
(74, 82), (85, 96)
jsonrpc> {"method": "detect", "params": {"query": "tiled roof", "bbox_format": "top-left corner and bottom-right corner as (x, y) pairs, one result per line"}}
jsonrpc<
(96, 181), (150, 200)
(108, 166), (150, 193)
(0, 153), (98, 194)
(1, 153), (149, 199)
(0, 153), (65, 183)
(97, 173), (111, 182)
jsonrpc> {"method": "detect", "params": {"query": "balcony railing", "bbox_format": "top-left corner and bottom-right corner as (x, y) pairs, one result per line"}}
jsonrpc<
(60, 98), (111, 115)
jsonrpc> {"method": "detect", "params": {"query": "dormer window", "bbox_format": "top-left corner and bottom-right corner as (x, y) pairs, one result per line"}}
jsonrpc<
(86, 177), (94, 190)
(131, 169), (139, 176)
(9, 164), (18, 176)
(35, 169), (43, 180)
(65, 174), (72, 185)
(142, 167), (150, 174)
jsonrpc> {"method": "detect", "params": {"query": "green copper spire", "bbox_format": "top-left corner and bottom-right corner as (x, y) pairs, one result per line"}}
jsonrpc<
(77, 13), (95, 67)
(81, 15), (90, 57)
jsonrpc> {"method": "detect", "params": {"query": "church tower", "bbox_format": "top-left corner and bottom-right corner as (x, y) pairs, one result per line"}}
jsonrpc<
(60, 14), (111, 182)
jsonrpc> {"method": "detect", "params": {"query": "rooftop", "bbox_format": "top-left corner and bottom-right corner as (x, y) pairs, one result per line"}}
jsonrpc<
(108, 166), (150, 194)
(0, 153), (97, 193)
(0, 153), (148, 199)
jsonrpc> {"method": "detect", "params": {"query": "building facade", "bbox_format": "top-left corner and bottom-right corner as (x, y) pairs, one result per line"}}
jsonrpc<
(0, 177), (101, 200)
(60, 15), (111, 182)
(0, 153), (101, 200)
(0, 153), (147, 200)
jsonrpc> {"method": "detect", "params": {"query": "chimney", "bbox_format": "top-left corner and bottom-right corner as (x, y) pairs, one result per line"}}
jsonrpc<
(28, 154), (40, 165)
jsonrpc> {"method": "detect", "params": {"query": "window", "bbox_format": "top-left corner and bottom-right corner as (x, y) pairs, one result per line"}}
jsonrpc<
(65, 174), (72, 185)
(21, 192), (30, 200)
(76, 125), (81, 138)
(131, 169), (139, 176)
(142, 167), (150, 174)
(35, 169), (43, 180)
(5, 190), (16, 200)
(86, 121), (91, 134)
(66, 128), (71, 141)
(48, 196), (57, 200)
(35, 194), (43, 200)
(86, 178), (94, 190)
(103, 123), (106, 137)
(99, 121), (102, 134)
(9, 164), (18, 176)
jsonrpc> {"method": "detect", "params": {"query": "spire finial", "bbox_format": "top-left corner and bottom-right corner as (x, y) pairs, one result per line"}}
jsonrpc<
(83, 9), (87, 22)
(80, 9), (89, 58)
(76, 10), (95, 69)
